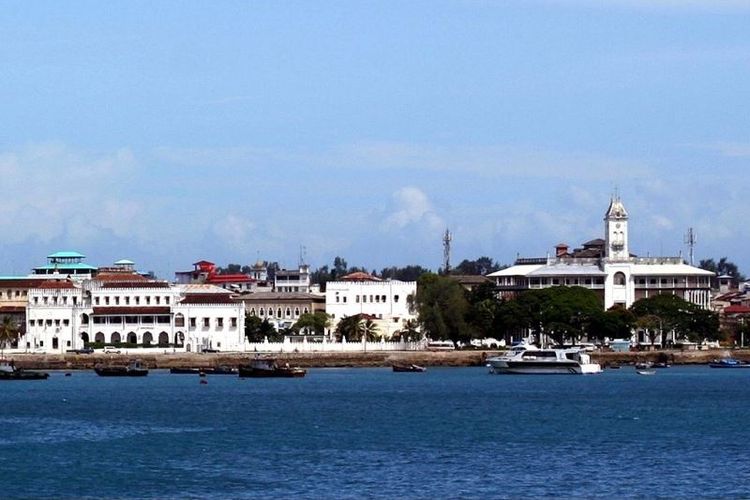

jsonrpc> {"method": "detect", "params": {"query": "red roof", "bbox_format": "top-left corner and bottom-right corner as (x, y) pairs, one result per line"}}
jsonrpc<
(180, 293), (236, 305)
(39, 280), (76, 289)
(92, 307), (171, 315)
(724, 305), (750, 315)
(96, 272), (148, 283)
(340, 272), (381, 282)
(206, 274), (254, 284)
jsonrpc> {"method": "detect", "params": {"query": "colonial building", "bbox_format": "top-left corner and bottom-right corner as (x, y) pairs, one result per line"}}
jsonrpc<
(175, 260), (256, 292)
(23, 262), (245, 353)
(274, 264), (312, 293)
(235, 291), (326, 332)
(488, 197), (714, 310)
(325, 272), (417, 339)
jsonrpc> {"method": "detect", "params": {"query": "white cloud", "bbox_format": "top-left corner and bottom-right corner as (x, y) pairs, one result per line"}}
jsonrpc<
(382, 187), (444, 232)
(213, 214), (257, 253)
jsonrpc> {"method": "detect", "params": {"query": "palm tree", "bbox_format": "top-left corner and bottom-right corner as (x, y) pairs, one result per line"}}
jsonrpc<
(0, 316), (20, 358)
(358, 318), (379, 341)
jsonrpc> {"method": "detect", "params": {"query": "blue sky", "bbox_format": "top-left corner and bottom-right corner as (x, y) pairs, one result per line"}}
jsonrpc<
(0, 0), (748, 278)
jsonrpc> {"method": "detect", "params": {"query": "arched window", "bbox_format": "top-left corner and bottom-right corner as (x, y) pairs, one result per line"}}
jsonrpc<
(127, 332), (137, 344)
(285, 308), (292, 317)
(277, 308), (282, 318)
(294, 308), (300, 317)
(142, 332), (153, 346)
(158, 332), (169, 345)
(174, 313), (185, 327)
(80, 332), (89, 344)
(110, 332), (121, 344)
(614, 272), (627, 286)
(259, 308), (264, 317)
(250, 308), (256, 316)
(175, 331), (184, 346)
(95, 332), (105, 343)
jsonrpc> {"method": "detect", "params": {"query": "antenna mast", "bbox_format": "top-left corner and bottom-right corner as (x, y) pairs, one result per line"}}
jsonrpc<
(443, 228), (452, 274)
(684, 228), (697, 266)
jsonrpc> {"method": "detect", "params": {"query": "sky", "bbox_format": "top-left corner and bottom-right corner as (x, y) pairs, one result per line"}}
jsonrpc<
(0, 0), (748, 278)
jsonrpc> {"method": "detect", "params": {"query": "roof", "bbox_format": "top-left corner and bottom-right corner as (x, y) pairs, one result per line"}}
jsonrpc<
(100, 281), (171, 289)
(114, 259), (135, 265)
(0, 278), (47, 289)
(92, 307), (171, 315)
(605, 196), (628, 219)
(724, 305), (750, 315)
(38, 280), (77, 289)
(629, 264), (714, 276)
(450, 275), (493, 285)
(236, 292), (325, 303)
(527, 264), (606, 277)
(48, 251), (85, 259)
(193, 260), (214, 266)
(582, 239), (605, 247)
(96, 272), (149, 283)
(176, 284), (231, 294)
(206, 274), (254, 284)
(340, 272), (382, 282)
(487, 264), (545, 278)
(180, 293), (236, 305)
(34, 263), (98, 270)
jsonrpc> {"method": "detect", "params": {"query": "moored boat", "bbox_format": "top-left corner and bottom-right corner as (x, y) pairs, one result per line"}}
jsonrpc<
(95, 360), (149, 377)
(636, 369), (656, 376)
(709, 358), (750, 368)
(392, 364), (426, 373)
(170, 366), (238, 375)
(0, 360), (49, 380)
(487, 347), (601, 375)
(239, 358), (306, 378)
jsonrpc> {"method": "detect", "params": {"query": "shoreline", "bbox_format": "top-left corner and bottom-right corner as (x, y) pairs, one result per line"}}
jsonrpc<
(3, 348), (746, 370)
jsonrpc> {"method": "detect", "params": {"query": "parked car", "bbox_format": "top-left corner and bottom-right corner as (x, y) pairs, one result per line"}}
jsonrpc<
(67, 347), (94, 354)
(103, 346), (121, 354)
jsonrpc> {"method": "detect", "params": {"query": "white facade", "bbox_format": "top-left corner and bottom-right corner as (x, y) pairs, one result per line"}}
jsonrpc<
(22, 277), (245, 354)
(325, 278), (417, 338)
(488, 197), (714, 311)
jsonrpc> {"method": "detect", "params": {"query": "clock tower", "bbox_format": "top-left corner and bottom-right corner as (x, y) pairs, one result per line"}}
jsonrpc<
(605, 195), (629, 261)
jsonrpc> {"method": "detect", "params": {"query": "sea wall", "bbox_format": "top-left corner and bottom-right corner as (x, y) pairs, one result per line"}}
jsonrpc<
(4, 348), (745, 370)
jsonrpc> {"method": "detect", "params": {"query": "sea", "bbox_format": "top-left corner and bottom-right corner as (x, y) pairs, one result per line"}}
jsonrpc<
(1, 366), (749, 499)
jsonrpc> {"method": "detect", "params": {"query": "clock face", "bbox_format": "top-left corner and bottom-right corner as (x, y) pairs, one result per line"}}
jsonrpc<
(615, 223), (621, 228)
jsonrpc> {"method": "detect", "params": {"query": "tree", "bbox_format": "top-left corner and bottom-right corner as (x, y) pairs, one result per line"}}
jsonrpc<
(358, 318), (379, 341)
(699, 257), (745, 287)
(395, 318), (421, 341)
(245, 315), (279, 342)
(630, 294), (719, 347)
(335, 314), (362, 341)
(411, 273), (472, 343)
(588, 306), (635, 344)
(452, 257), (503, 276)
(379, 265), (432, 282)
(293, 312), (331, 336)
(0, 316), (20, 357)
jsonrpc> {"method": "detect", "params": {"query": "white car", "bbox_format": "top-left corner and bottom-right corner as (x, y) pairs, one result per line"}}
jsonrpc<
(103, 346), (121, 354)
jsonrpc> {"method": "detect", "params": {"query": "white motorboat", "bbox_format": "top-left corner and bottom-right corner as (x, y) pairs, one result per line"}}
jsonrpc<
(487, 347), (601, 375)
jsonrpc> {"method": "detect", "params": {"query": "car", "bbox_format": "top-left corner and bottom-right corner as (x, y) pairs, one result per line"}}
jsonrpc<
(202, 348), (221, 353)
(103, 346), (121, 354)
(67, 347), (94, 354)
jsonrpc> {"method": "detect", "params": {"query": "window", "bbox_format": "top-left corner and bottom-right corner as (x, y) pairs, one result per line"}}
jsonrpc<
(165, 297), (170, 304)
(285, 308), (291, 317)
(394, 295), (399, 303)
(203, 318), (210, 327)
(135, 297), (140, 305)
(277, 308), (282, 318)
(356, 295), (360, 303)
(190, 318), (196, 328)
(155, 297), (160, 305)
(382, 295), (386, 302)
(125, 297), (130, 305)
(54, 319), (60, 326)
(95, 297), (100, 305)
(217, 318), (224, 327)
(363, 295), (367, 303)
(46, 319), (53, 326)
(34, 297), (39, 305)
(146, 296), (151, 305)
(126, 316), (137, 324)
(614, 272), (626, 286)
(105, 296), (110, 305)
(231, 318), (237, 327)
(115, 297), (120, 305)
(73, 296), (77, 305)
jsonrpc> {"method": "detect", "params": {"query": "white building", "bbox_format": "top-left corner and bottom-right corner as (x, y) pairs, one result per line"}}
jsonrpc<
(325, 272), (417, 339)
(23, 266), (245, 354)
(274, 264), (312, 293)
(488, 196), (714, 311)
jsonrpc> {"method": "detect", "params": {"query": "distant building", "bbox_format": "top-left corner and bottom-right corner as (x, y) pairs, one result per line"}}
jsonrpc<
(325, 272), (417, 339)
(274, 264), (312, 293)
(488, 196), (714, 311)
(31, 251), (98, 280)
(175, 260), (256, 292)
(236, 291), (326, 333)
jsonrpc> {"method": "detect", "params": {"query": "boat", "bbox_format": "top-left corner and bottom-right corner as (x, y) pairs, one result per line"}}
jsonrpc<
(636, 369), (656, 376)
(169, 366), (238, 375)
(487, 347), (601, 375)
(392, 364), (426, 373)
(0, 361), (49, 380)
(238, 358), (306, 378)
(708, 358), (750, 368)
(94, 359), (149, 377)
(634, 361), (653, 370)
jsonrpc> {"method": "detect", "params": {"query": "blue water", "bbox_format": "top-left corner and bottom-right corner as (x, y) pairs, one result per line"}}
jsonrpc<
(1, 366), (749, 498)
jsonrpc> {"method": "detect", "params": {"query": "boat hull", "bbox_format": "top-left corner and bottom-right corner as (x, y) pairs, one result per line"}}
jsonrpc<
(0, 370), (49, 380)
(238, 367), (306, 378)
(95, 368), (148, 377)
(392, 365), (426, 373)
(489, 360), (601, 375)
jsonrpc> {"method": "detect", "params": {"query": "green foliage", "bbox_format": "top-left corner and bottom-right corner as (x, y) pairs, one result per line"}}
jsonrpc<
(334, 314), (378, 341)
(412, 273), (472, 343)
(588, 306), (635, 343)
(245, 315), (280, 342)
(379, 265), (432, 282)
(293, 312), (331, 335)
(452, 257), (504, 276)
(699, 257), (745, 286)
(629, 293), (720, 345)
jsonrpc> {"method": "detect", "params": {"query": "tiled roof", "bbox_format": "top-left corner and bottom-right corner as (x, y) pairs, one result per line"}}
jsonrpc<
(39, 280), (77, 289)
(93, 307), (171, 315)
(96, 272), (149, 282)
(340, 272), (381, 282)
(0, 278), (47, 289)
(724, 305), (750, 315)
(180, 293), (236, 305)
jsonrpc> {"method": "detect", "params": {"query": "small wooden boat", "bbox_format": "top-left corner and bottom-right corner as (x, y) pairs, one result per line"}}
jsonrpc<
(170, 366), (238, 375)
(95, 360), (149, 377)
(392, 364), (426, 373)
(238, 358), (306, 378)
(636, 369), (656, 376)
(0, 361), (49, 380)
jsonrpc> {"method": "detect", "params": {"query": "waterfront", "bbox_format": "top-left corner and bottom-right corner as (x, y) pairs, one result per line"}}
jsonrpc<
(2, 366), (750, 498)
